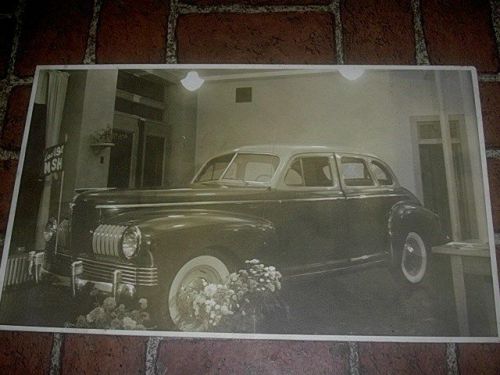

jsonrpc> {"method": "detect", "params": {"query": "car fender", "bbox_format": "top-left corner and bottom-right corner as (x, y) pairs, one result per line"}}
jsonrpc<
(117, 209), (277, 271)
(388, 201), (449, 264)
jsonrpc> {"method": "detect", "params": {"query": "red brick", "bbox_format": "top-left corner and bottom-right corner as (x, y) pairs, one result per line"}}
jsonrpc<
(0, 19), (14, 78)
(487, 158), (500, 232)
(61, 334), (147, 374)
(177, 13), (335, 64)
(421, 0), (498, 73)
(15, 0), (93, 77)
(0, 332), (53, 375)
(341, 0), (415, 65)
(1, 85), (32, 149)
(96, 0), (168, 64)
(358, 343), (447, 375)
(480, 82), (500, 148)
(458, 344), (500, 375)
(0, 158), (18, 234)
(157, 339), (349, 374)
(184, 0), (330, 4)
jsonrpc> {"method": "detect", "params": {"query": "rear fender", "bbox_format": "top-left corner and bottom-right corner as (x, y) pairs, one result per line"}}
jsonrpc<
(388, 201), (449, 263)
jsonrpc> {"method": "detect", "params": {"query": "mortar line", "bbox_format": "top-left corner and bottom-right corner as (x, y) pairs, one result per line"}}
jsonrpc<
(83, 0), (104, 64)
(486, 149), (500, 160)
(489, 0), (500, 64)
(348, 341), (360, 375)
(331, 0), (344, 64)
(49, 333), (64, 375)
(6, 0), (26, 81)
(177, 3), (332, 14)
(145, 336), (163, 375)
(479, 73), (500, 82)
(166, 0), (179, 64)
(411, 0), (430, 65)
(1, 0), (26, 135)
(446, 343), (459, 375)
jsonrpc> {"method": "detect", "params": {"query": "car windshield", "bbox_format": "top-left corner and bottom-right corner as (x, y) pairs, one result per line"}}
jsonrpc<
(195, 153), (280, 186)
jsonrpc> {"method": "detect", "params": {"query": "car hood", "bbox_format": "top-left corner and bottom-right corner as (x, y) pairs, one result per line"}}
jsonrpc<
(74, 184), (269, 208)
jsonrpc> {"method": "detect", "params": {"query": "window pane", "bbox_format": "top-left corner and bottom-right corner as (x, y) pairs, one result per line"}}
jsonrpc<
(341, 157), (374, 186)
(302, 157), (333, 187)
(285, 159), (304, 186)
(196, 153), (234, 182)
(370, 161), (393, 186)
(223, 154), (279, 184)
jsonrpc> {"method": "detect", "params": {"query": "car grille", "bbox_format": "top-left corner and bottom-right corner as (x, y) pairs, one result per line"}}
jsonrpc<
(92, 224), (127, 257)
(80, 258), (159, 286)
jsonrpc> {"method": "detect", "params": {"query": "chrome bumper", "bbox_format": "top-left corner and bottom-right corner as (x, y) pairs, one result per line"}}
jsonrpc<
(71, 261), (137, 299)
(47, 253), (159, 299)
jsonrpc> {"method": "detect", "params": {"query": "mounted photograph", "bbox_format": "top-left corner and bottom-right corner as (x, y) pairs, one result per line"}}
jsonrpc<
(0, 65), (498, 341)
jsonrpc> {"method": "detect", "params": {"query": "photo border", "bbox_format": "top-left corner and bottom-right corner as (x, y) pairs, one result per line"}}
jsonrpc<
(1, 63), (498, 343)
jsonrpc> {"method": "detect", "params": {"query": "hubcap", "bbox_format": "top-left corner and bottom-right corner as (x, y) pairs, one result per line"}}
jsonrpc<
(401, 232), (427, 283)
(168, 256), (229, 331)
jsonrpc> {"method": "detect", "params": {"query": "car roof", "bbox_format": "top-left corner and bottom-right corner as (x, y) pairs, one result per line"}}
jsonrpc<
(229, 144), (379, 159)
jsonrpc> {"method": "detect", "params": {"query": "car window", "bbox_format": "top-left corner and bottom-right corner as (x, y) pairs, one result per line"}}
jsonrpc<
(341, 156), (375, 186)
(196, 153), (235, 182)
(285, 156), (333, 187)
(370, 160), (393, 186)
(284, 159), (304, 186)
(222, 154), (280, 185)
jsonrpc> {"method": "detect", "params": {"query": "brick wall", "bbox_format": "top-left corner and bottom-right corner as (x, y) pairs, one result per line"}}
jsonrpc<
(0, 0), (499, 373)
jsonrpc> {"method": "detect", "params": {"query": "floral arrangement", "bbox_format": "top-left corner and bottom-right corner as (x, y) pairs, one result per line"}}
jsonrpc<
(176, 259), (284, 332)
(90, 126), (113, 144)
(74, 296), (151, 330)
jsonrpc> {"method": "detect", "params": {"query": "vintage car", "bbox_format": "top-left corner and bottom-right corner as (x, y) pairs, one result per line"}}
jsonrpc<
(43, 145), (449, 329)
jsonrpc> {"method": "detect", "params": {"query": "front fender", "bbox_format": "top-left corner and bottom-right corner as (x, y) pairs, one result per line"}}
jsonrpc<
(115, 209), (276, 269)
(388, 201), (449, 260)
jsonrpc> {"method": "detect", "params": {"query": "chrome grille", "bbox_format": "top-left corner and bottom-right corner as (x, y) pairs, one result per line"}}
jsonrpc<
(80, 258), (158, 286)
(92, 224), (127, 257)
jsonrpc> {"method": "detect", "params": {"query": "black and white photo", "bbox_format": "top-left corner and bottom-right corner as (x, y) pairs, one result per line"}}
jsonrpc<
(0, 65), (498, 342)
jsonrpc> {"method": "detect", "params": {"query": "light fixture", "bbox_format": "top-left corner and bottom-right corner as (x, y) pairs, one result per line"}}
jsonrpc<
(338, 66), (364, 81)
(181, 71), (204, 91)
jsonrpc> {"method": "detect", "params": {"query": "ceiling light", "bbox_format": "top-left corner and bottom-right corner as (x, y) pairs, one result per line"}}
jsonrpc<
(181, 71), (204, 91)
(338, 66), (364, 81)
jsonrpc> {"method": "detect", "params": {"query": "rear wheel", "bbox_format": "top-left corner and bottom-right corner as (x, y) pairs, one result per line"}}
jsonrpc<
(163, 255), (230, 331)
(399, 232), (428, 284)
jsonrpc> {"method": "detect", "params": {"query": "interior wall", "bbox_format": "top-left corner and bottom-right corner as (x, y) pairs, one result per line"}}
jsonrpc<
(165, 84), (198, 186)
(59, 70), (118, 203)
(195, 71), (441, 194)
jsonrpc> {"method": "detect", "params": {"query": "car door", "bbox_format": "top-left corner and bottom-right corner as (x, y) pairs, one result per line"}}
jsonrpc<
(266, 153), (349, 273)
(337, 153), (387, 260)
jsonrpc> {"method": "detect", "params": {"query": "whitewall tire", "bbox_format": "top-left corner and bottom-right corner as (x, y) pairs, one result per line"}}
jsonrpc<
(168, 255), (230, 331)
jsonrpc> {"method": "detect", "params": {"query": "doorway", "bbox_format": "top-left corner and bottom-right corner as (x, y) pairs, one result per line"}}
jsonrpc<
(108, 129), (134, 188)
(415, 118), (477, 240)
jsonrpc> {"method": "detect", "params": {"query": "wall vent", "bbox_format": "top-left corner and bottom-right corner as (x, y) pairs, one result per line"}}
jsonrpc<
(235, 87), (252, 103)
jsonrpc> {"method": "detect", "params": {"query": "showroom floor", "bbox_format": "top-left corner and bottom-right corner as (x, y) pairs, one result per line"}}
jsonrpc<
(0, 254), (470, 337)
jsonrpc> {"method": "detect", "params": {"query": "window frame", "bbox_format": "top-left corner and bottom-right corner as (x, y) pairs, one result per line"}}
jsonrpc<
(336, 153), (399, 191)
(279, 152), (339, 191)
(368, 158), (396, 187)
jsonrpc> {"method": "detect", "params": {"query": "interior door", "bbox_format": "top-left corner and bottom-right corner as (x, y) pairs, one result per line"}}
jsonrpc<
(143, 135), (165, 187)
(108, 129), (134, 188)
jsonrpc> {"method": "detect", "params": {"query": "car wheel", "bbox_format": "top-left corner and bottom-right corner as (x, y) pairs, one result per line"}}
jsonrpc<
(165, 255), (230, 331)
(399, 232), (428, 284)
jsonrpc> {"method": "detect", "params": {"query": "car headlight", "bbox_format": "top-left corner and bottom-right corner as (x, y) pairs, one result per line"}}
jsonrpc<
(121, 226), (141, 259)
(43, 217), (58, 242)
